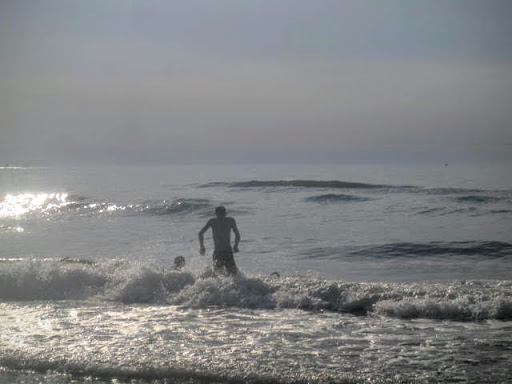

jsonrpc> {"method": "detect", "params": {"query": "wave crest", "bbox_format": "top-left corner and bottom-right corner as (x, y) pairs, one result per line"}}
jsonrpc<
(453, 195), (505, 204)
(200, 180), (394, 189)
(305, 194), (372, 203)
(348, 241), (512, 259)
(1, 260), (510, 321)
(0, 193), (213, 219)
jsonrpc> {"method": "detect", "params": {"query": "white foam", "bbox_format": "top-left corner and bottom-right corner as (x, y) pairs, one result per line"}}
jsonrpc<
(1, 260), (510, 320)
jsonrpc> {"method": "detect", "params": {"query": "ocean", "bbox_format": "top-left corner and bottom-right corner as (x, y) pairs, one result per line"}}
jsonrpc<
(1, 163), (511, 383)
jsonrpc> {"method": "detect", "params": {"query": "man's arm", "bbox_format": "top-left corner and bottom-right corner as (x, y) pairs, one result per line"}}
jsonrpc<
(198, 220), (212, 255)
(231, 218), (241, 253)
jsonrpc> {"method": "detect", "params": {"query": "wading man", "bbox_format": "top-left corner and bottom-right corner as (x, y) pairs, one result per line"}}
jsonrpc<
(199, 206), (241, 275)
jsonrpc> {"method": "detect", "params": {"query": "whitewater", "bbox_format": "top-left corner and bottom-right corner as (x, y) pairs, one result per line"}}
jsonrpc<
(1, 163), (511, 383)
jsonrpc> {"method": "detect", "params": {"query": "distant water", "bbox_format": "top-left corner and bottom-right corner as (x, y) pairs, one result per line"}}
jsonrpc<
(1, 163), (511, 383)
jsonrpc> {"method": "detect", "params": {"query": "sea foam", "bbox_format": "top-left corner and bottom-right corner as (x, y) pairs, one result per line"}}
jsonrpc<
(1, 260), (510, 321)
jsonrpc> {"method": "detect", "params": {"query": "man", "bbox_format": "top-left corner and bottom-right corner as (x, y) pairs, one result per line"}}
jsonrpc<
(199, 206), (241, 275)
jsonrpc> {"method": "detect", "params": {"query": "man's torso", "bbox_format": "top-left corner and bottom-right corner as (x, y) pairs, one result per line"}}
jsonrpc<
(209, 217), (234, 252)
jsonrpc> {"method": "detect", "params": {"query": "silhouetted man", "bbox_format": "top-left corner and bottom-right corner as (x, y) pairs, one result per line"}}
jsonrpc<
(199, 206), (241, 275)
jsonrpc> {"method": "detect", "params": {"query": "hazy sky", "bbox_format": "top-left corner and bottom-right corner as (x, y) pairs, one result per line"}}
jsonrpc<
(1, 0), (511, 164)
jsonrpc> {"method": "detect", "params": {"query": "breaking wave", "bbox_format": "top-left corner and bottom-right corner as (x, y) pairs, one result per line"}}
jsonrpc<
(1, 260), (510, 321)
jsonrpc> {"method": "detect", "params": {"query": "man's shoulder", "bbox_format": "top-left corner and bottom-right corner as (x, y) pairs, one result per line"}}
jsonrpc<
(209, 216), (236, 225)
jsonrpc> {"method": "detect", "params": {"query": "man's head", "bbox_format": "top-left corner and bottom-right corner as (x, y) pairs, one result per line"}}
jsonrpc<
(215, 206), (227, 217)
(173, 256), (185, 270)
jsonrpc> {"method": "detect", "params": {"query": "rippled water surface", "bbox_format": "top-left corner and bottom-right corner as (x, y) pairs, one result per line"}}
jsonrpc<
(1, 164), (511, 383)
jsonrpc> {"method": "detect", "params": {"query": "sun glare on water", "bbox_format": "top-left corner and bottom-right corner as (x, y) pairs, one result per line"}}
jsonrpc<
(0, 193), (69, 218)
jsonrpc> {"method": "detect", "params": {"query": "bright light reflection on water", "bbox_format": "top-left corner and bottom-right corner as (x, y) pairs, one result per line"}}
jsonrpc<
(0, 193), (69, 218)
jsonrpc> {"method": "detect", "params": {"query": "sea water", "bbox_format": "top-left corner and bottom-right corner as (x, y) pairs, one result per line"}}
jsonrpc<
(1, 163), (511, 383)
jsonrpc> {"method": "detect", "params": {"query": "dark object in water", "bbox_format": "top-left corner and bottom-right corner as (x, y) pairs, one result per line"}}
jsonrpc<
(173, 256), (186, 270)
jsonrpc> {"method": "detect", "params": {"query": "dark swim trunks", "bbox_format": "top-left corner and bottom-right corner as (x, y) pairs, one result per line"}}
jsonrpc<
(213, 249), (237, 275)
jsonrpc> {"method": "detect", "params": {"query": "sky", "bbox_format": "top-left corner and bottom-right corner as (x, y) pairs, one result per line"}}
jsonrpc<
(1, 0), (511, 164)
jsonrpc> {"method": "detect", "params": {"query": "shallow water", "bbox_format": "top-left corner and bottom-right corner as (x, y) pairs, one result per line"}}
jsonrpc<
(2, 301), (511, 383)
